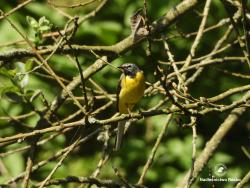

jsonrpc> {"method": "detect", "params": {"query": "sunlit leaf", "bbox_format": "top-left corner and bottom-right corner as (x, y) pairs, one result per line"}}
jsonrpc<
(26, 16), (39, 29)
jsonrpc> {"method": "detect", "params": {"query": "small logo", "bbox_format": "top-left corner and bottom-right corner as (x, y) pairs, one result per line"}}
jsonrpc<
(214, 164), (227, 177)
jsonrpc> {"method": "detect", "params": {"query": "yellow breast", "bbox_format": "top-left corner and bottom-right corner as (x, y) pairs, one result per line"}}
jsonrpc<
(119, 71), (145, 114)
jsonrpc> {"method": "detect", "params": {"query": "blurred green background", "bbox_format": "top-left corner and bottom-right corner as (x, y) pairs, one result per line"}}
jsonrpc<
(0, 0), (249, 187)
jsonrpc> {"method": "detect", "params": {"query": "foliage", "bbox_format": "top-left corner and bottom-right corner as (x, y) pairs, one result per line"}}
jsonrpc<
(0, 0), (249, 188)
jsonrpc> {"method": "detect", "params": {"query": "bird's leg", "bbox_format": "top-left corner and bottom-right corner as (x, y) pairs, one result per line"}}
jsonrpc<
(124, 103), (135, 134)
(125, 103), (136, 120)
(125, 103), (134, 115)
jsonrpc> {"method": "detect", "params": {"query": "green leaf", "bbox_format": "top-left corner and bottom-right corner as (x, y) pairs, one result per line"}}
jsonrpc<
(39, 25), (52, 32)
(9, 78), (20, 89)
(4, 91), (24, 103)
(0, 86), (19, 97)
(38, 16), (48, 26)
(0, 68), (16, 78)
(25, 89), (35, 98)
(26, 16), (39, 29)
(25, 59), (34, 71)
(15, 62), (25, 72)
(38, 16), (52, 32)
(14, 62), (29, 88)
(3, 152), (24, 176)
(17, 73), (29, 88)
(34, 32), (43, 45)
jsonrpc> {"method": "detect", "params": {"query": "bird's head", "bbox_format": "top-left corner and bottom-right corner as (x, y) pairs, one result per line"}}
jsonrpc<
(118, 63), (141, 77)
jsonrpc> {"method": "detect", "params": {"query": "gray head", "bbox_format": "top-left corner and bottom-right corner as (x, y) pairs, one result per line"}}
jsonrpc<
(118, 63), (141, 77)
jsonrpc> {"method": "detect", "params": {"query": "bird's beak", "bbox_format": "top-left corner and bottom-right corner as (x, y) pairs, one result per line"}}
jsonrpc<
(118, 66), (124, 71)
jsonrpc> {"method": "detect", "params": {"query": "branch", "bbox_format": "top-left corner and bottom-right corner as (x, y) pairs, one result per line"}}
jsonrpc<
(41, 176), (146, 188)
(236, 170), (250, 188)
(177, 105), (248, 187)
(0, 0), (199, 62)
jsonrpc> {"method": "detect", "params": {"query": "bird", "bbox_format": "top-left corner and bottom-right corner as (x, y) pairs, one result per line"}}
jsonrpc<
(115, 63), (145, 150)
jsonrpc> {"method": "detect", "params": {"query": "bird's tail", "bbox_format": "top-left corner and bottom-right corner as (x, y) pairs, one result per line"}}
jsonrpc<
(115, 120), (126, 151)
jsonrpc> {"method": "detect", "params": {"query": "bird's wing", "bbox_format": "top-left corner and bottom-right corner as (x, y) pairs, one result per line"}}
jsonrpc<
(116, 73), (124, 112)
(115, 73), (125, 151)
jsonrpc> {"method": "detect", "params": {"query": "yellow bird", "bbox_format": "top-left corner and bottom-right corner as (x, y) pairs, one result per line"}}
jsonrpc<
(115, 63), (145, 150)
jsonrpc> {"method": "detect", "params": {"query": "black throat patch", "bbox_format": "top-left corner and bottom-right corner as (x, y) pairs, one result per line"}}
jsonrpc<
(125, 70), (137, 78)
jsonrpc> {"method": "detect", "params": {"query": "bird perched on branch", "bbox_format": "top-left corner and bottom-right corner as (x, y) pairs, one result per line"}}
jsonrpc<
(115, 63), (145, 150)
